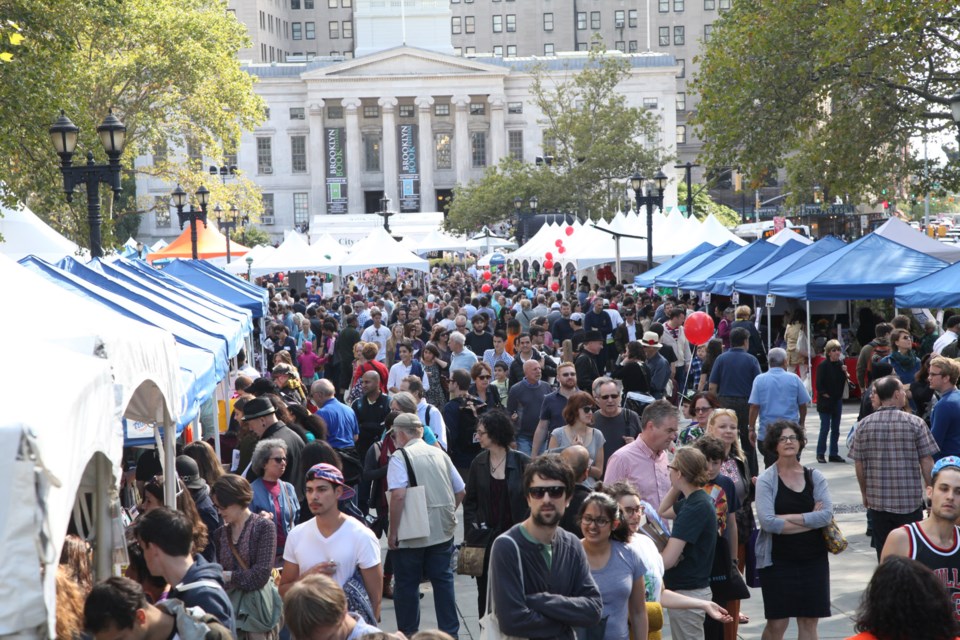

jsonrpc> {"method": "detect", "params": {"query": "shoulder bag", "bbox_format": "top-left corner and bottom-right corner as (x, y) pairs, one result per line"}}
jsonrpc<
(224, 530), (282, 633)
(804, 467), (847, 554)
(392, 447), (430, 541)
(479, 535), (526, 640)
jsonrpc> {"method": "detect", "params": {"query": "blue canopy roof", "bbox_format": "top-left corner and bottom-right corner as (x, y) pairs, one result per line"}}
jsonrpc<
(677, 240), (779, 291)
(161, 259), (268, 318)
(634, 242), (718, 288)
(654, 241), (742, 289)
(733, 237), (847, 296)
(768, 233), (947, 300)
(709, 239), (807, 295)
(894, 261), (960, 308)
(18, 257), (219, 433)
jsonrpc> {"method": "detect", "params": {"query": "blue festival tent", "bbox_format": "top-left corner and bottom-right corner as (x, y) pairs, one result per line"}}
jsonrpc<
(161, 259), (268, 318)
(18, 257), (219, 433)
(733, 236), (847, 296)
(633, 242), (718, 288)
(653, 241), (742, 289)
(768, 233), (947, 300)
(709, 239), (807, 296)
(894, 261), (960, 309)
(676, 240), (779, 291)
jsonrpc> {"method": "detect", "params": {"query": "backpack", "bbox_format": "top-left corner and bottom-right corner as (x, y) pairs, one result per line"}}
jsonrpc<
(158, 599), (233, 640)
(865, 340), (892, 386)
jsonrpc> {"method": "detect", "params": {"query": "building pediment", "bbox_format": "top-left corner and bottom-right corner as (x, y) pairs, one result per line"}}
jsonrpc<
(302, 46), (509, 80)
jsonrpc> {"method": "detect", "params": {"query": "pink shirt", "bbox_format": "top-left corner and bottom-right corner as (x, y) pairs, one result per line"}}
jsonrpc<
(603, 437), (672, 510)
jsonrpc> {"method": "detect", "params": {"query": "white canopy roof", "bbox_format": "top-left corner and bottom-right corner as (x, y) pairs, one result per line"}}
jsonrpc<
(340, 226), (430, 274)
(224, 243), (275, 275)
(874, 217), (960, 263)
(415, 228), (469, 254)
(249, 232), (337, 277)
(311, 233), (348, 263)
(768, 227), (814, 246)
(0, 201), (86, 263)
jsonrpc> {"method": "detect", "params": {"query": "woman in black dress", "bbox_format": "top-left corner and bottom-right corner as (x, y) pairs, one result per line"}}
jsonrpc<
(612, 340), (650, 394)
(755, 421), (834, 640)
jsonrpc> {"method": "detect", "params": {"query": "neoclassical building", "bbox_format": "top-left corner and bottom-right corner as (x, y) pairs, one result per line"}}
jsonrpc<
(135, 23), (679, 244)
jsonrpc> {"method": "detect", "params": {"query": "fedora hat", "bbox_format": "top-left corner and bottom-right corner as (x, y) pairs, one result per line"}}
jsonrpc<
(242, 397), (276, 420)
(640, 331), (663, 348)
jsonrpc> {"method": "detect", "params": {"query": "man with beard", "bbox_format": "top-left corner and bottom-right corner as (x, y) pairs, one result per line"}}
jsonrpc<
(881, 456), (960, 618)
(488, 454), (602, 639)
(278, 463), (382, 621)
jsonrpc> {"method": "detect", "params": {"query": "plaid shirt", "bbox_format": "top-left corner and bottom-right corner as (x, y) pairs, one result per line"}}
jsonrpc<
(848, 406), (939, 513)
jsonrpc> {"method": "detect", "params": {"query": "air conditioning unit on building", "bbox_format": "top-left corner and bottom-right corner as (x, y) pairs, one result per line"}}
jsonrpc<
(262, 167), (273, 174)
(261, 216), (276, 225)
(616, 20), (625, 28)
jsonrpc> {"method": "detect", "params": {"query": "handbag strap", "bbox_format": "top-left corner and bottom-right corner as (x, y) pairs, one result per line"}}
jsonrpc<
(225, 523), (250, 571)
(486, 535), (522, 616)
(398, 447), (418, 487)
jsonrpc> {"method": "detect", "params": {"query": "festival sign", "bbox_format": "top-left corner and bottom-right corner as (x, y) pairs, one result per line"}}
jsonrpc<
(325, 128), (348, 214)
(397, 124), (420, 212)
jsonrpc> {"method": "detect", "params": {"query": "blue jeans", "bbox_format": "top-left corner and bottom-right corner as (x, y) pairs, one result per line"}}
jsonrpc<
(816, 403), (843, 457)
(516, 435), (534, 457)
(391, 539), (459, 638)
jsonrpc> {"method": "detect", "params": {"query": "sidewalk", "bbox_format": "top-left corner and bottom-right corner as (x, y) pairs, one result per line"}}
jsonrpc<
(376, 400), (875, 639)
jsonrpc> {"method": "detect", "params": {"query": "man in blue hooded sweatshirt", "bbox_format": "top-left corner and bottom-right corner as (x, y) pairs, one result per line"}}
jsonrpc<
(135, 507), (236, 635)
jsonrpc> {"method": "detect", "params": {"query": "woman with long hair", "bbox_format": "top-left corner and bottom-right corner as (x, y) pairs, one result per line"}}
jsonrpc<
(385, 323), (406, 369)
(578, 492), (648, 640)
(678, 391), (721, 445)
(183, 441), (226, 489)
(881, 328), (922, 411)
(470, 361), (501, 408)
(141, 476), (210, 559)
(59, 534), (93, 595)
(756, 421), (833, 640)
(249, 438), (300, 564)
(699, 339), (723, 392)
(548, 391), (605, 488)
(420, 343), (447, 409)
(612, 341), (650, 394)
(286, 402), (329, 442)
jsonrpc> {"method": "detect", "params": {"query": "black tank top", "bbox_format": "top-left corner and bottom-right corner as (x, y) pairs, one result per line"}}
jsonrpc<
(903, 522), (960, 619)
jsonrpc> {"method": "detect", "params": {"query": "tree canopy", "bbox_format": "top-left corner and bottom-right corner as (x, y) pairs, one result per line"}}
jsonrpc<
(678, 182), (741, 228)
(445, 47), (670, 235)
(692, 0), (960, 203)
(0, 0), (264, 249)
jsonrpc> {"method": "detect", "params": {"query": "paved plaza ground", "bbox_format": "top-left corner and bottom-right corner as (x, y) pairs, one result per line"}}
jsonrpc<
(376, 400), (879, 639)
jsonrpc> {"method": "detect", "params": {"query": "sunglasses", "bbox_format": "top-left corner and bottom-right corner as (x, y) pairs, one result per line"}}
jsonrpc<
(694, 406), (713, 413)
(271, 457), (287, 464)
(477, 374), (491, 380)
(527, 486), (566, 499)
(581, 406), (597, 414)
(599, 393), (620, 400)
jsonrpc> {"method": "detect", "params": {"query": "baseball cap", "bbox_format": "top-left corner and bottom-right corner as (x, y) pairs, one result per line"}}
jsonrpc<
(175, 455), (206, 491)
(933, 456), (960, 477)
(570, 312), (584, 323)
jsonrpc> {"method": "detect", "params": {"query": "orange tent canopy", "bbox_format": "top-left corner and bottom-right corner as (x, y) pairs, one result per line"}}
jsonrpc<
(146, 223), (250, 262)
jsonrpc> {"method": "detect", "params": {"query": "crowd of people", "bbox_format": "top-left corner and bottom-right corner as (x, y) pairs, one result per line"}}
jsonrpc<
(55, 265), (960, 640)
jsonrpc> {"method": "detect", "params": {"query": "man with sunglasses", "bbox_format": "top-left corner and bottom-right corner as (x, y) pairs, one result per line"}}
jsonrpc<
(591, 377), (642, 471)
(531, 362), (580, 457)
(360, 309), (388, 362)
(488, 454), (602, 638)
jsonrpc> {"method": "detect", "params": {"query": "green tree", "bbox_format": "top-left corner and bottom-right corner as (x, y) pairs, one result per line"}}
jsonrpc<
(692, 0), (960, 202)
(677, 182), (741, 227)
(233, 225), (272, 248)
(0, 0), (264, 250)
(445, 46), (670, 235)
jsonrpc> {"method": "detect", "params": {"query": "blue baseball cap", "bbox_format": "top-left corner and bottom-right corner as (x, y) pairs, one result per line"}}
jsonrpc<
(932, 456), (960, 477)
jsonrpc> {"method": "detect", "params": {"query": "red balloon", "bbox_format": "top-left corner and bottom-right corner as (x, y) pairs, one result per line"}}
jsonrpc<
(481, 283), (492, 293)
(545, 251), (553, 260)
(550, 281), (560, 292)
(565, 226), (574, 236)
(555, 239), (563, 247)
(544, 259), (554, 270)
(683, 311), (716, 345)
(558, 246), (566, 254)
(482, 270), (492, 280)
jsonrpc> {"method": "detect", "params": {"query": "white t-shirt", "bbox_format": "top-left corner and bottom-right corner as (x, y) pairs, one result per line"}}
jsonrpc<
(360, 324), (389, 361)
(933, 330), (959, 355)
(388, 361), (429, 392)
(283, 516), (381, 587)
(629, 532), (665, 603)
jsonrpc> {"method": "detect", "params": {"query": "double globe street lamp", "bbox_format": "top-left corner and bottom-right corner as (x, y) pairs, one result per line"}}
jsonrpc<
(214, 203), (248, 264)
(171, 184), (209, 260)
(513, 195), (539, 245)
(49, 110), (127, 259)
(631, 170), (668, 271)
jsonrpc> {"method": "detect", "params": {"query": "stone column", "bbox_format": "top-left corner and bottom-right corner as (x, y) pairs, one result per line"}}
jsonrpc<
(415, 95), (435, 212)
(379, 97), (399, 210)
(308, 101), (326, 216)
(342, 98), (363, 214)
(488, 94), (506, 165)
(452, 94), (471, 181)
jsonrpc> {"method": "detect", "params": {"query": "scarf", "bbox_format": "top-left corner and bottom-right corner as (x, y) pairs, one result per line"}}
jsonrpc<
(890, 349), (917, 369)
(283, 376), (307, 403)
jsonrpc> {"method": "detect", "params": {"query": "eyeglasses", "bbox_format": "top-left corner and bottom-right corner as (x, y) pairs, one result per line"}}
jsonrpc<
(580, 516), (611, 528)
(694, 406), (713, 413)
(527, 486), (566, 499)
(477, 374), (491, 380)
(599, 393), (621, 400)
(779, 435), (799, 443)
(271, 457), (287, 464)
(930, 372), (944, 378)
(621, 506), (642, 516)
(476, 429), (488, 436)
(581, 406), (597, 414)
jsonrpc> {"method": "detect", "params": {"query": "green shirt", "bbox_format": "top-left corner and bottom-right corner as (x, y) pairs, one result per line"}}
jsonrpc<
(519, 524), (554, 571)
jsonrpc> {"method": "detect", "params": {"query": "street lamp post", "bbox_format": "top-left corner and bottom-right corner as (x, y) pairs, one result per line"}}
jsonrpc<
(48, 110), (127, 259)
(377, 196), (394, 232)
(171, 184), (210, 260)
(209, 164), (238, 183)
(217, 203), (247, 264)
(631, 170), (668, 271)
(512, 195), (539, 245)
(950, 91), (960, 144)
(246, 254), (254, 281)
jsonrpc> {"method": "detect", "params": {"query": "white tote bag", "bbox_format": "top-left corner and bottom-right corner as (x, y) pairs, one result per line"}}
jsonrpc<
(479, 536), (526, 640)
(392, 448), (430, 541)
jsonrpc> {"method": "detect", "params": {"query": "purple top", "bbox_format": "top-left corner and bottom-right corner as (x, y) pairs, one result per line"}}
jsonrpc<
(216, 512), (277, 591)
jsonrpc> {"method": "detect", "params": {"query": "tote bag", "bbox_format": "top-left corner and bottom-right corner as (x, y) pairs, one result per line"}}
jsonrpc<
(392, 448), (430, 541)
(479, 536), (526, 640)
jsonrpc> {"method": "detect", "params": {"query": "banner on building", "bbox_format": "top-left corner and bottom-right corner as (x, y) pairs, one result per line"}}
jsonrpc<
(325, 128), (348, 214)
(397, 124), (420, 212)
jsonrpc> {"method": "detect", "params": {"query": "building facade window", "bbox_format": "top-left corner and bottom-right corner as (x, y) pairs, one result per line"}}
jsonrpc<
(262, 193), (274, 222)
(676, 58), (685, 77)
(704, 24), (713, 42)
(544, 43), (555, 55)
(155, 196), (171, 227)
(451, 17), (461, 34)
(399, 104), (414, 118)
(507, 101), (523, 114)
(304, 0), (314, 8)
(493, 45), (503, 57)
(435, 133), (452, 169)
(615, 10), (625, 27)
(341, 0), (351, 5)
(363, 134), (381, 171)
(492, 15), (502, 32)
(674, 0), (684, 11)
(506, 44), (516, 56)
(465, 16), (475, 33)
(435, 103), (450, 116)
(506, 14), (516, 31)
(256, 137), (272, 174)
(704, 0), (715, 8)
(465, 46), (476, 55)
(677, 92), (686, 111)
(615, 40), (625, 52)
(628, 40), (638, 52)
(643, 97), (658, 109)
(719, 0), (730, 8)
(577, 12), (587, 29)
(659, 27), (669, 46)
(292, 22), (302, 39)
(328, 0), (337, 6)
(293, 192), (309, 228)
(363, 105), (379, 118)
(153, 141), (167, 164)
(543, 13), (553, 31)
(289, 107), (305, 120)
(291, 135), (307, 173)
(327, 106), (344, 119)
(659, 0), (669, 12)
(186, 139), (202, 170)
(628, 9), (638, 27)
(470, 103), (486, 116)
(291, 0), (299, 9)
(471, 131), (487, 167)
(508, 130), (523, 161)
(329, 21), (339, 38)
(676, 125), (687, 144)
(305, 22), (315, 39)
(674, 26), (684, 45)
(342, 20), (352, 38)
(590, 11), (600, 29)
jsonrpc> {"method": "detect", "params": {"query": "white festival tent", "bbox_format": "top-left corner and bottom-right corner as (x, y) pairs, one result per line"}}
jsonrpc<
(768, 227), (815, 246)
(0, 254), (182, 638)
(414, 228), (470, 255)
(0, 201), (86, 263)
(248, 232), (337, 277)
(311, 233), (348, 263)
(224, 243), (275, 275)
(873, 217), (960, 263)
(339, 225), (430, 274)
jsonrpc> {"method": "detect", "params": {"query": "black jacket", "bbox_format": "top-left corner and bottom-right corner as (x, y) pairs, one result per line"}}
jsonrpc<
(815, 358), (848, 412)
(190, 485), (222, 563)
(168, 555), (236, 636)
(575, 351), (600, 392)
(559, 483), (592, 538)
(463, 449), (531, 546)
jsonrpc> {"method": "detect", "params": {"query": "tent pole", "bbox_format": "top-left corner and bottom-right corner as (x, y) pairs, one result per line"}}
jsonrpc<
(94, 454), (112, 581)
(164, 421), (177, 508)
(806, 300), (812, 384)
(767, 299), (772, 357)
